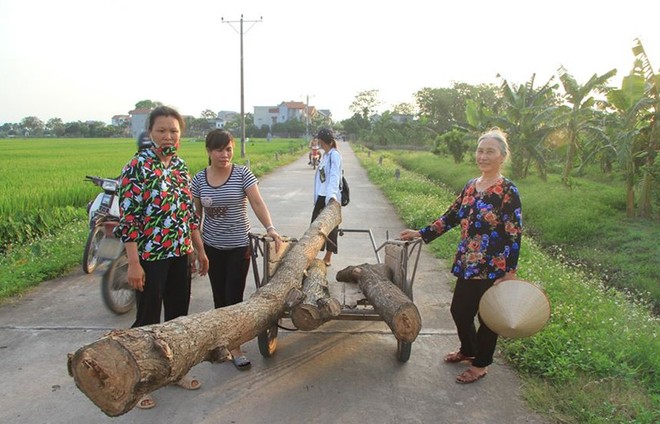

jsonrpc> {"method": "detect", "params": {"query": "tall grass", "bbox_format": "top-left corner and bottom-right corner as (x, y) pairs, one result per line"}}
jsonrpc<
(357, 148), (659, 423)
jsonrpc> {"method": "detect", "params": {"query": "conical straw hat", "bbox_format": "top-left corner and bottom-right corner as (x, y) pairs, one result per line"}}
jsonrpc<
(478, 279), (551, 339)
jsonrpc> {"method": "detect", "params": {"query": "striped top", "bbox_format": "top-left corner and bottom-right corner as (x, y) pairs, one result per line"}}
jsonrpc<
(190, 165), (258, 249)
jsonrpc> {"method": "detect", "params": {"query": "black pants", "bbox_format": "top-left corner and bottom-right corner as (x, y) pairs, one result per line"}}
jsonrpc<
(311, 196), (338, 254)
(204, 244), (251, 308)
(450, 277), (499, 368)
(132, 255), (191, 328)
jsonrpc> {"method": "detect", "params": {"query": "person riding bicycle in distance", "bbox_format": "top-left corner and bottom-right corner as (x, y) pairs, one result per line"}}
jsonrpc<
(308, 137), (321, 165)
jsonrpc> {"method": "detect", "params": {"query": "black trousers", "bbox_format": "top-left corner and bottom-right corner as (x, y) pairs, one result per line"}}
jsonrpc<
(132, 255), (191, 328)
(204, 244), (251, 309)
(450, 277), (499, 368)
(311, 196), (338, 254)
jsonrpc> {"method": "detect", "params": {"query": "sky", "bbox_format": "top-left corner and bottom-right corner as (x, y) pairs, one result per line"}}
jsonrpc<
(1, 0), (659, 125)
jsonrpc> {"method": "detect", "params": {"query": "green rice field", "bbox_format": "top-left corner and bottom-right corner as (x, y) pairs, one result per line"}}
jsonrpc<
(0, 137), (305, 252)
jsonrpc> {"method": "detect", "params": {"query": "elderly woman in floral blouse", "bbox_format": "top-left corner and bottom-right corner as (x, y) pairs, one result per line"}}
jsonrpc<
(115, 106), (209, 409)
(400, 128), (522, 384)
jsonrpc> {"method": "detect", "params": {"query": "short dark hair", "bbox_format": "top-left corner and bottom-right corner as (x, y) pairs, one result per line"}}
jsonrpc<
(148, 106), (185, 132)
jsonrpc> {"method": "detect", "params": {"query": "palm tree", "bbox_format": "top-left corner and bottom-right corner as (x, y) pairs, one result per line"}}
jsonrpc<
(556, 66), (617, 184)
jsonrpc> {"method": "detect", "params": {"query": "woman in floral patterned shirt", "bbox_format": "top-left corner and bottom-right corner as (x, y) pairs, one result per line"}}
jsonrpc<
(400, 128), (522, 384)
(116, 106), (209, 409)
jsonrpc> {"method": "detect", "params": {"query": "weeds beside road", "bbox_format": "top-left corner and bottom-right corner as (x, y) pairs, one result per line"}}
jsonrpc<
(357, 147), (658, 424)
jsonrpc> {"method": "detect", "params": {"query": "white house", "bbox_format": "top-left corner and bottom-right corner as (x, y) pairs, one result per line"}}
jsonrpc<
(253, 101), (318, 129)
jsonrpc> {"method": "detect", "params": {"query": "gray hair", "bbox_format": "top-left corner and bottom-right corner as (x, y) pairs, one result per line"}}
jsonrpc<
(477, 128), (510, 160)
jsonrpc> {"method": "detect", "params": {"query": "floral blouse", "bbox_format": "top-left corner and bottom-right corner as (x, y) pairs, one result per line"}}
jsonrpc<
(115, 149), (199, 261)
(419, 177), (522, 280)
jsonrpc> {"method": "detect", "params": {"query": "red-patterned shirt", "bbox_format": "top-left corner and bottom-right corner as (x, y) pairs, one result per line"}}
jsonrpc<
(115, 149), (199, 261)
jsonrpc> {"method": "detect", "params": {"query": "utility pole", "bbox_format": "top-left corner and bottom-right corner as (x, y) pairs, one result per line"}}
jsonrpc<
(305, 94), (309, 140)
(221, 14), (262, 158)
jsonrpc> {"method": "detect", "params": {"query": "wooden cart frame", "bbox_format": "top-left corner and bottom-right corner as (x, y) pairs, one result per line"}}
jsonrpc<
(248, 229), (422, 362)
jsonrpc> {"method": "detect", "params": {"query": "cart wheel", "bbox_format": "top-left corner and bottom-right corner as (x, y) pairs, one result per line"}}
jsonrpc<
(257, 324), (278, 357)
(396, 340), (412, 363)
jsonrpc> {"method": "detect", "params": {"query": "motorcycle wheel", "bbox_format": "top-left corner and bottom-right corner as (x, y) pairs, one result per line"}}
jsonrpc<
(101, 254), (136, 315)
(82, 226), (104, 274)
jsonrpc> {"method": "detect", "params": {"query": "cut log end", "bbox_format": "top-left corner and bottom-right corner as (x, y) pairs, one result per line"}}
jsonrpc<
(68, 338), (142, 417)
(392, 305), (423, 343)
(290, 304), (322, 331)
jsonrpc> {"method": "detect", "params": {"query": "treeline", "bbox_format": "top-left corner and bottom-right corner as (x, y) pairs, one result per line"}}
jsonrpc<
(0, 112), (332, 141)
(339, 39), (658, 220)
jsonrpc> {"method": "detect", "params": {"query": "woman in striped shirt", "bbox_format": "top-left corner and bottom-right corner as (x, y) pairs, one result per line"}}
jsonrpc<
(191, 129), (282, 370)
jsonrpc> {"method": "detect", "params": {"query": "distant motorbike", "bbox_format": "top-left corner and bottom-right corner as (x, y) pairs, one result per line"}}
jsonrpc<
(310, 147), (321, 170)
(82, 176), (120, 273)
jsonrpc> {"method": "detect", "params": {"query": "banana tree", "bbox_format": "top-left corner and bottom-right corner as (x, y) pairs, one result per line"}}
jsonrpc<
(493, 74), (558, 180)
(631, 38), (659, 218)
(607, 73), (651, 217)
(556, 66), (617, 184)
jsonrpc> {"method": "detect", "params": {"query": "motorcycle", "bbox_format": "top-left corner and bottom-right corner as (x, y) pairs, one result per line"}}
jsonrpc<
(82, 176), (120, 273)
(99, 223), (199, 315)
(90, 132), (151, 314)
(310, 147), (321, 170)
(98, 221), (136, 315)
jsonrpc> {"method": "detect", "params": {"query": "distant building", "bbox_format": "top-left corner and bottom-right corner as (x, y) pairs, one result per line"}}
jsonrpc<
(111, 114), (130, 127)
(129, 108), (151, 138)
(253, 101), (323, 129)
(213, 110), (239, 129)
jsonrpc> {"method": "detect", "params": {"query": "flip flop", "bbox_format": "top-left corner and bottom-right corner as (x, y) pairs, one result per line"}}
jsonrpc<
(175, 374), (201, 390)
(232, 355), (252, 370)
(455, 368), (488, 384)
(136, 394), (156, 409)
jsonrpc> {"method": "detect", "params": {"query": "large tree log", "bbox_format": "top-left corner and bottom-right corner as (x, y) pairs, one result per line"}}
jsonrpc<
(290, 259), (341, 330)
(336, 263), (421, 343)
(67, 201), (342, 417)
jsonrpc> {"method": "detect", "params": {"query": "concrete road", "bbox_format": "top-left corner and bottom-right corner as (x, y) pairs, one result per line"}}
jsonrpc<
(0, 142), (547, 423)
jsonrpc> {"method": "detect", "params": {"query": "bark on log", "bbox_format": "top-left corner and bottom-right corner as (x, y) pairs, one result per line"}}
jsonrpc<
(290, 259), (341, 331)
(67, 201), (342, 417)
(336, 263), (421, 343)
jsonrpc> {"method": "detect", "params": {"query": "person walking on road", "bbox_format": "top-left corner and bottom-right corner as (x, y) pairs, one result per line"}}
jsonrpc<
(311, 128), (343, 266)
(191, 129), (282, 371)
(116, 106), (209, 409)
(400, 128), (523, 384)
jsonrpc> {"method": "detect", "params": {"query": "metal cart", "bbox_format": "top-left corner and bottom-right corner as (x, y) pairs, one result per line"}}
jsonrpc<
(248, 228), (422, 362)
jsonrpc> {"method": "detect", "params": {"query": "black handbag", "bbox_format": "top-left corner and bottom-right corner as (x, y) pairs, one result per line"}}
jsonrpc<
(329, 152), (349, 207)
(340, 176), (350, 207)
